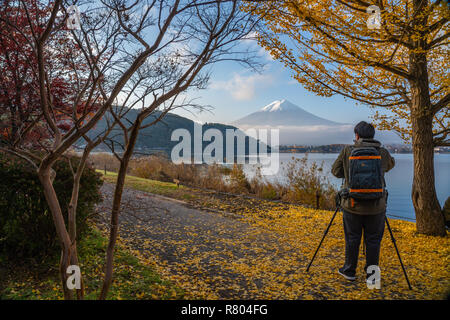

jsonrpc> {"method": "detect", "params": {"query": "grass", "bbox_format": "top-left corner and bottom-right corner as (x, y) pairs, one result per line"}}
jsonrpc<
(0, 225), (185, 300)
(100, 170), (192, 198)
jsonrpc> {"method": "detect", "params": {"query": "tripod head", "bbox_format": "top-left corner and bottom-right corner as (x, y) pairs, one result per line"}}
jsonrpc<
(335, 192), (341, 208)
(335, 189), (349, 208)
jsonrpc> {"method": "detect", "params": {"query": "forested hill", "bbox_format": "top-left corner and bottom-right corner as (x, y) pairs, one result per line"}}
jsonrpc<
(83, 108), (267, 157)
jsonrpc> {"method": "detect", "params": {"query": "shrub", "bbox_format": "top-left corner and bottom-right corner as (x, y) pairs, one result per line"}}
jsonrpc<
(199, 163), (228, 191)
(282, 155), (337, 209)
(229, 164), (251, 193)
(127, 154), (336, 209)
(129, 156), (227, 190)
(89, 152), (121, 173)
(248, 166), (280, 200)
(259, 184), (279, 200)
(172, 162), (201, 186)
(129, 156), (173, 182)
(0, 153), (103, 262)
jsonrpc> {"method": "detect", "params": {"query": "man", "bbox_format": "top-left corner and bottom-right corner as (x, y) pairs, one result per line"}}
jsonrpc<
(331, 121), (395, 282)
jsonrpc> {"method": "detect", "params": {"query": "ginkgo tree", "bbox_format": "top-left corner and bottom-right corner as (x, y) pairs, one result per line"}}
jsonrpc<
(247, 0), (449, 236)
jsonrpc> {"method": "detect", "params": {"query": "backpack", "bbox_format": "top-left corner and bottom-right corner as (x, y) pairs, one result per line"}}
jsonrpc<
(347, 146), (384, 201)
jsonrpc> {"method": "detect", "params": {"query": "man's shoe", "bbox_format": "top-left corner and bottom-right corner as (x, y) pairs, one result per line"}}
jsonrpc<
(338, 268), (356, 281)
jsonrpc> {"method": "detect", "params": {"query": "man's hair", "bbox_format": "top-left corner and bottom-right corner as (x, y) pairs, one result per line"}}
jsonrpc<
(354, 121), (375, 139)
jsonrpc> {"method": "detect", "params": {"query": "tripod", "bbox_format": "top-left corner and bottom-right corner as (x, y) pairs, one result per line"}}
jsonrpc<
(305, 205), (412, 290)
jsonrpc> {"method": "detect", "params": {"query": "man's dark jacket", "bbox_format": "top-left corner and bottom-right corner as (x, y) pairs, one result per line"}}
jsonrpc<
(331, 138), (395, 215)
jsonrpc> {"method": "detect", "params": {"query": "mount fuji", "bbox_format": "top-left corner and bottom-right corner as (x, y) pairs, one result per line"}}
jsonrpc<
(232, 99), (400, 145)
(233, 99), (342, 127)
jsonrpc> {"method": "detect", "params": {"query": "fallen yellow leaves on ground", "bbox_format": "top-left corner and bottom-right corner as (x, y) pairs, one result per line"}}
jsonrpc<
(101, 173), (449, 300)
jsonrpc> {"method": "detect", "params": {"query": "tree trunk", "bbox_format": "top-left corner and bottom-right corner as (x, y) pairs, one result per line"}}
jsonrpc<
(410, 109), (446, 236)
(67, 149), (92, 299)
(408, 16), (446, 235)
(37, 165), (75, 299)
(99, 119), (142, 299)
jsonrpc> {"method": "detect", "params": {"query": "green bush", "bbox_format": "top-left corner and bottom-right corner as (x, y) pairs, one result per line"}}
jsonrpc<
(0, 153), (103, 262)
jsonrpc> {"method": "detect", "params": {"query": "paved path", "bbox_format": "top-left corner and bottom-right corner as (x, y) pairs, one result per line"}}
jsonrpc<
(96, 183), (309, 299)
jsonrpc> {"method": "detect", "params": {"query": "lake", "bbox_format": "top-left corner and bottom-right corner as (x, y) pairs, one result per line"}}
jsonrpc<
(242, 153), (450, 222)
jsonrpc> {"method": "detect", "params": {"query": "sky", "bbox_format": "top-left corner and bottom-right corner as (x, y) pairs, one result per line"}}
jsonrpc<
(172, 40), (376, 127)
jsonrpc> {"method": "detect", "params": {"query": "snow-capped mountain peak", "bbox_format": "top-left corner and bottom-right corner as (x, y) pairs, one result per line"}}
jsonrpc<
(233, 99), (341, 127)
(261, 99), (299, 112)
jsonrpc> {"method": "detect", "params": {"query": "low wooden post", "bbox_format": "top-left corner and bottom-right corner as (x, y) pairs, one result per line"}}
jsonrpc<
(315, 190), (320, 209)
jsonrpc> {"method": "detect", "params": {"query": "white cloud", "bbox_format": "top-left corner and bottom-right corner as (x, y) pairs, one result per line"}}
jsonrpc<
(241, 31), (274, 62)
(210, 73), (274, 101)
(258, 47), (275, 62)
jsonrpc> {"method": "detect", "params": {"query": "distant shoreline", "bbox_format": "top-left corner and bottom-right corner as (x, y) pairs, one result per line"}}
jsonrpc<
(87, 149), (449, 155)
(278, 151), (450, 154)
(86, 143), (450, 156)
(278, 144), (450, 154)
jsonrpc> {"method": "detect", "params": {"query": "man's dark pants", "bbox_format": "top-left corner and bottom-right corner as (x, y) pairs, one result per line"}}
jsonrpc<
(342, 210), (385, 277)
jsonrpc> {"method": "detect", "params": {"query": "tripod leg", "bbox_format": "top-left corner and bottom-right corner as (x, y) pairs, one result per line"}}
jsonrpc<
(385, 216), (412, 290)
(362, 230), (366, 256)
(306, 207), (339, 272)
